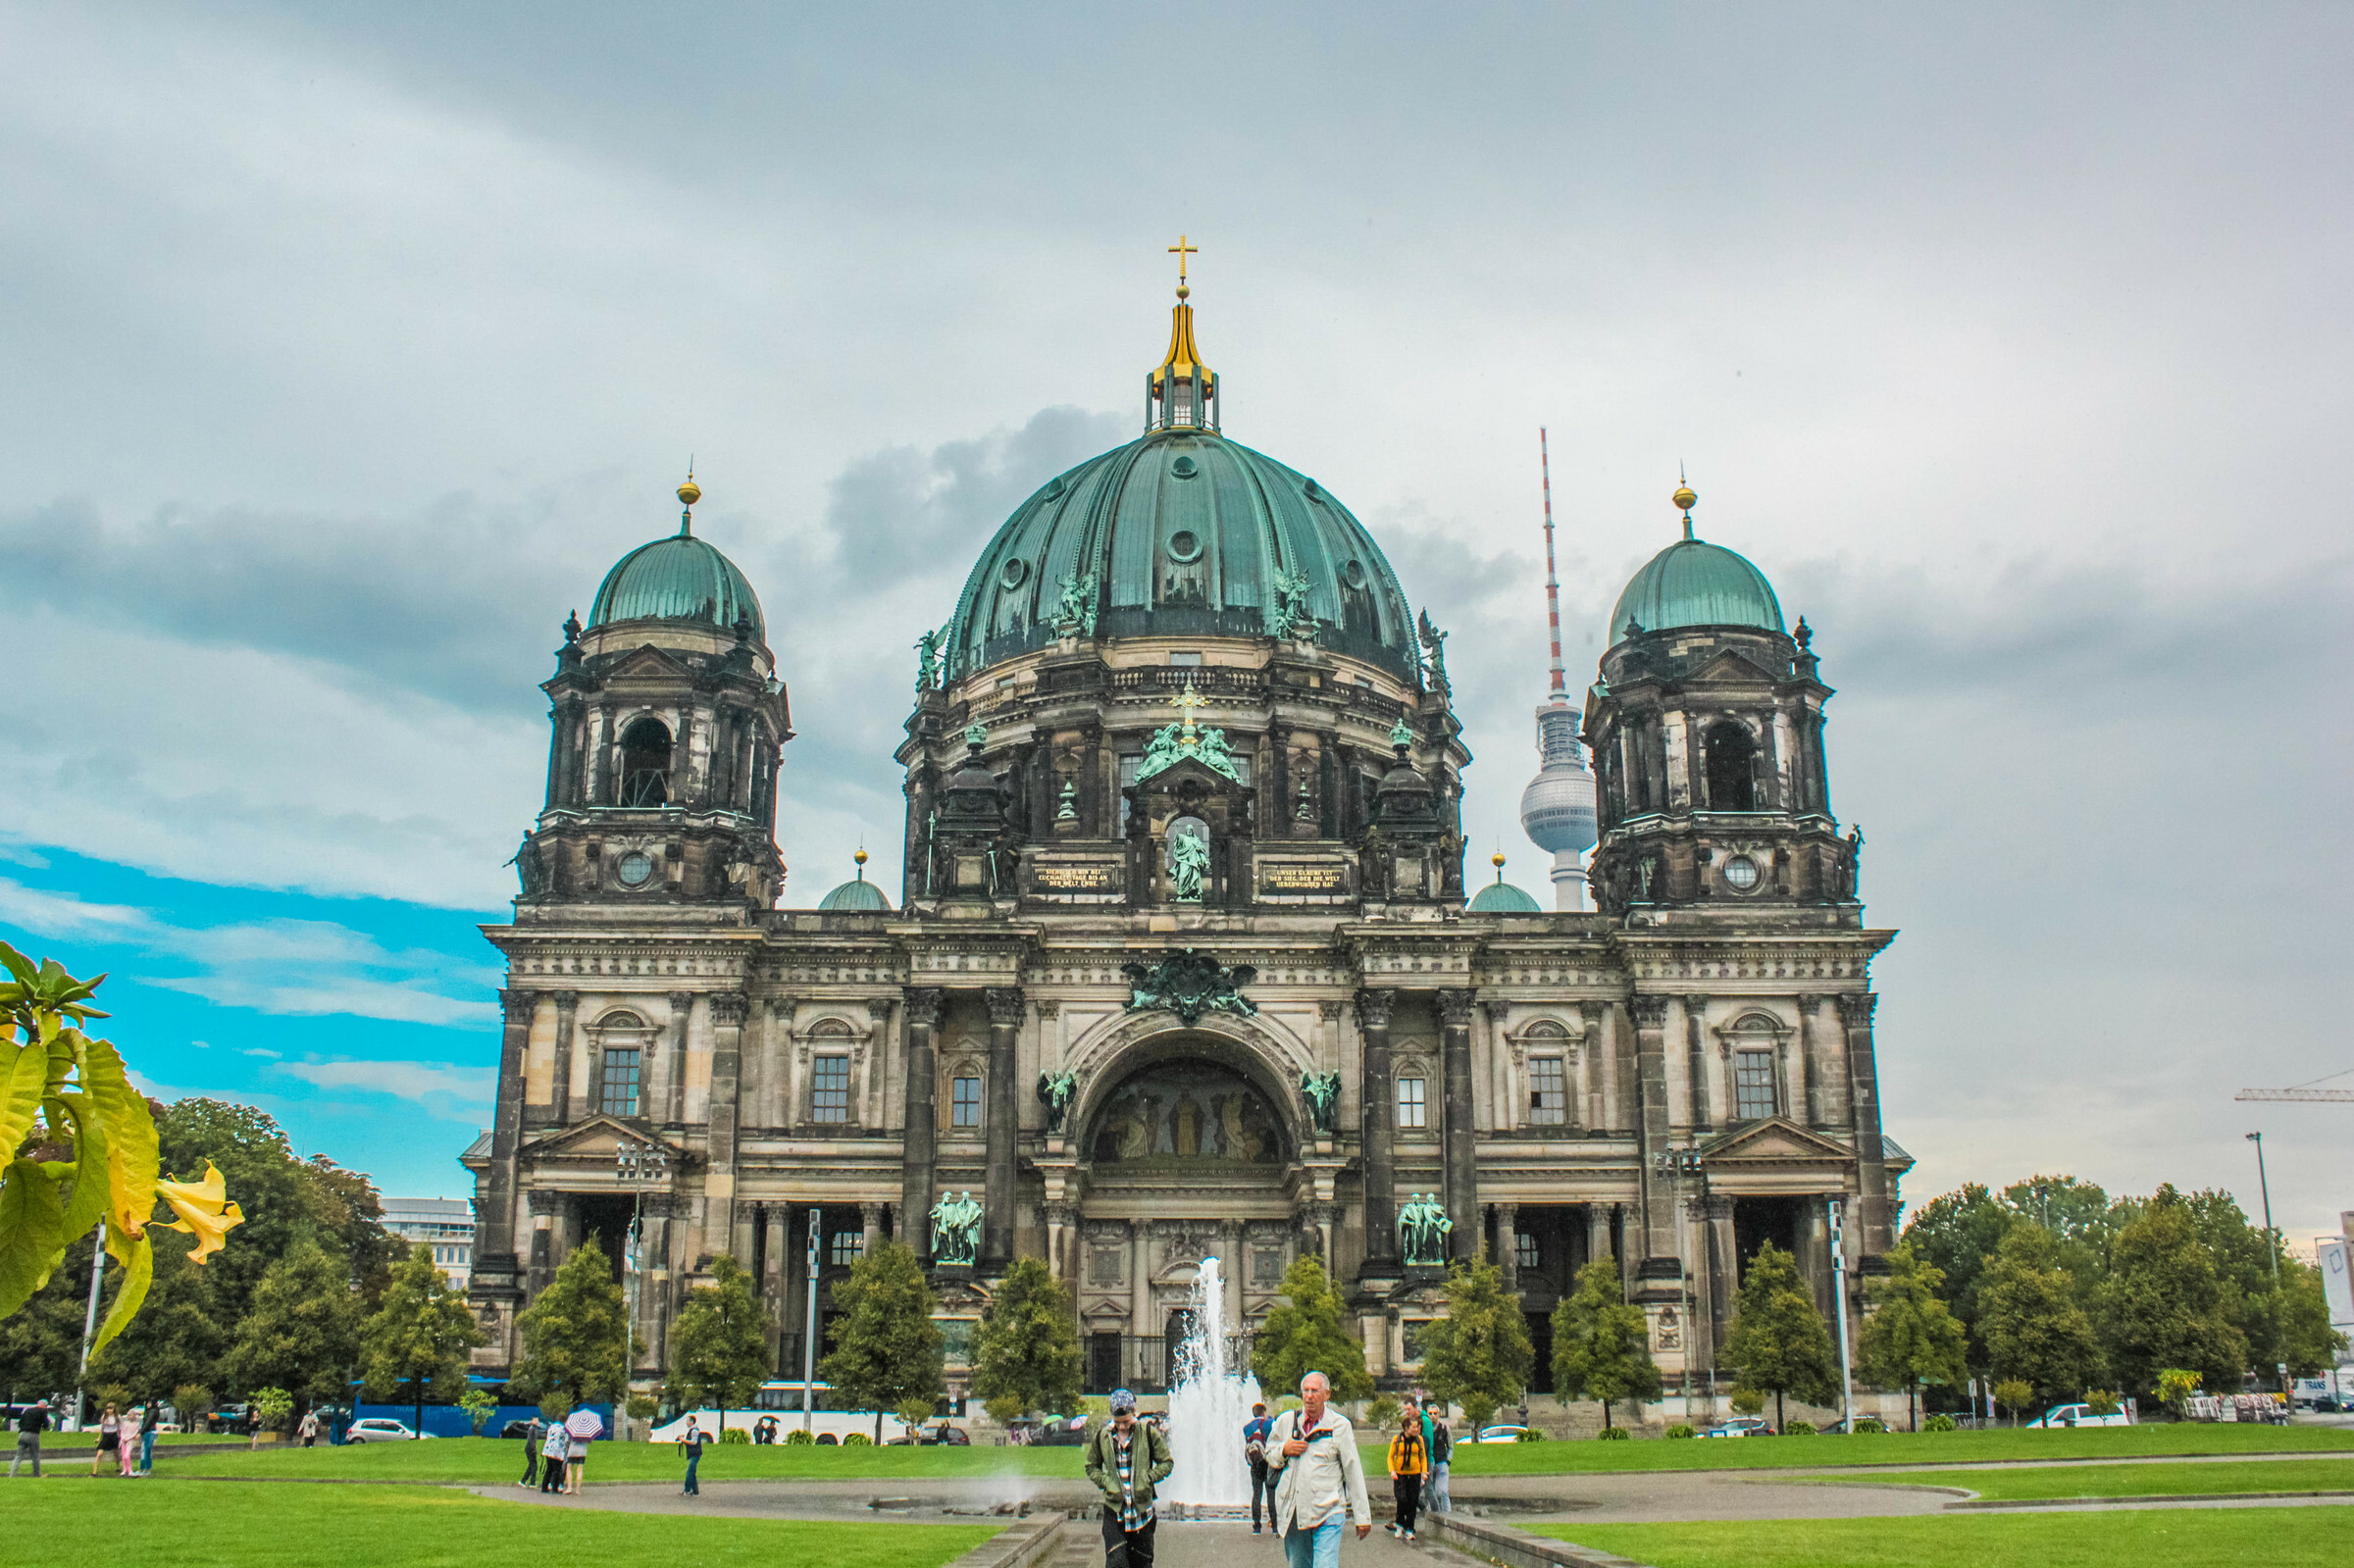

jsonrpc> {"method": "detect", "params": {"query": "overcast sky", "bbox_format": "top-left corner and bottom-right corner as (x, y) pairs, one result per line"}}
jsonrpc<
(2, 2), (2347, 1236)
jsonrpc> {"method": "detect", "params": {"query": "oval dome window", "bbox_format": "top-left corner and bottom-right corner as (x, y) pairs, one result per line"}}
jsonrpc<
(1343, 559), (1367, 588)
(1000, 558), (1029, 589)
(1167, 530), (1203, 564)
(1170, 455), (1199, 480)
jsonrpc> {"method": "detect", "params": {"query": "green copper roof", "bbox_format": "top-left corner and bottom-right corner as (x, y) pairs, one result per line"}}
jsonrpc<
(1608, 536), (1782, 643)
(943, 430), (1416, 681)
(588, 531), (766, 639)
(1468, 879), (1543, 913)
(817, 874), (892, 912)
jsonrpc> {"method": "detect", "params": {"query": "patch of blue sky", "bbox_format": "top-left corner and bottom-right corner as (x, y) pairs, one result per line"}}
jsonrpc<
(0, 839), (501, 1197)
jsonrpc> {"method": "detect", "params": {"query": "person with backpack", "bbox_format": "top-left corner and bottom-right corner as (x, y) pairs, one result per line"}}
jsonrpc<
(1084, 1390), (1172, 1568)
(1263, 1372), (1372, 1568)
(1424, 1404), (1452, 1514)
(1384, 1404), (1428, 1543)
(1242, 1400), (1276, 1535)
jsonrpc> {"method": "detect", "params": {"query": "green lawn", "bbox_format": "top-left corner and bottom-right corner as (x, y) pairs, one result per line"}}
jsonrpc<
(128, 1433), (1089, 1484)
(40, 1431), (263, 1447)
(1440, 1423), (2354, 1474)
(2, 1480), (1000, 1568)
(1850, 1457), (2354, 1501)
(1537, 1507), (2354, 1568)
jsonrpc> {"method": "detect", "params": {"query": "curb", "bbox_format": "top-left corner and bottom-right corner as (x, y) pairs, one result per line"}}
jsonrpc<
(1420, 1508), (1657, 1568)
(1951, 1489), (2354, 1509)
(937, 1510), (1066, 1568)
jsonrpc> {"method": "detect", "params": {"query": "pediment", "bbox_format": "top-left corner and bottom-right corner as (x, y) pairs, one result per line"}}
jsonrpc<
(521, 1116), (689, 1166)
(607, 644), (698, 682)
(1699, 1116), (1854, 1166)
(1687, 648), (1784, 686)
(1132, 756), (1251, 795)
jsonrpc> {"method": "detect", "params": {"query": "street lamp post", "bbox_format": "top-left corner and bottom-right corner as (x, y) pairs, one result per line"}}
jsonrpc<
(2246, 1133), (2285, 1400)
(802, 1206), (823, 1434)
(1827, 1196), (1855, 1434)
(1654, 1147), (1714, 1424)
(616, 1138), (669, 1437)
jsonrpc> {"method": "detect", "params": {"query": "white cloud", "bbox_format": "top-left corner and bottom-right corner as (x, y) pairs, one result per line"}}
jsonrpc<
(239, 1047), (281, 1059)
(274, 1057), (494, 1107)
(0, 878), (156, 939)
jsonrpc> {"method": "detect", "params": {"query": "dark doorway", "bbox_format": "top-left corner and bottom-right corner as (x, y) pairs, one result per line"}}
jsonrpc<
(1089, 1333), (1122, 1394)
(1704, 722), (1757, 811)
(619, 718), (673, 806)
(574, 1192), (636, 1285)
(1732, 1195), (1808, 1282)
(1525, 1310), (1555, 1393)
(1165, 1309), (1197, 1384)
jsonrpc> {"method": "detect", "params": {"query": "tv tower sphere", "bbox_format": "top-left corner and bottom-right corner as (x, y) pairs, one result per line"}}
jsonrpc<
(1519, 696), (1598, 910)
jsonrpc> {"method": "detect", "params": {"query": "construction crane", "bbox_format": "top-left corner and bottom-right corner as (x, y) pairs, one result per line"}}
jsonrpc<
(2237, 1068), (2354, 1102)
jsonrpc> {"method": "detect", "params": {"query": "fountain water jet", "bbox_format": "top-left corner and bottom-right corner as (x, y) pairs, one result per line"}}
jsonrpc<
(1160, 1255), (1263, 1508)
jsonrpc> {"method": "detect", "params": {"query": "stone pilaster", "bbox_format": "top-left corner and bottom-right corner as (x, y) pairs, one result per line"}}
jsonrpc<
(703, 991), (747, 1260)
(665, 990), (693, 1125)
(1629, 992), (1681, 1301)
(541, 990), (579, 1127)
(471, 987), (537, 1308)
(1839, 991), (1894, 1262)
(1356, 986), (1400, 1279)
(983, 986), (1024, 1268)
(1682, 995), (1712, 1135)
(1794, 994), (1822, 1126)
(1494, 1201), (1520, 1295)
(899, 987), (944, 1262)
(1437, 988), (1478, 1261)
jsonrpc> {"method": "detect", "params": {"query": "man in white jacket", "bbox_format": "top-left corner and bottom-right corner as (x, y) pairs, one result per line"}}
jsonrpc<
(1262, 1372), (1372, 1568)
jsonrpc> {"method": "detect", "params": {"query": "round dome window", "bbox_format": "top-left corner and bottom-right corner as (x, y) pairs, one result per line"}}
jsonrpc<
(1167, 530), (1203, 564)
(1721, 855), (1761, 892)
(999, 558), (1029, 589)
(1170, 455), (1199, 480)
(615, 851), (656, 888)
(1343, 559), (1367, 588)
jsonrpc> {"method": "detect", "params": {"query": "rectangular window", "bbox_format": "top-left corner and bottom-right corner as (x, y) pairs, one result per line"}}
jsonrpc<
(811, 1056), (851, 1123)
(598, 1048), (641, 1117)
(1734, 1050), (1778, 1120)
(951, 1075), (983, 1128)
(1396, 1076), (1428, 1130)
(1528, 1058), (1566, 1124)
(1515, 1231), (1540, 1271)
(1168, 651), (1203, 667)
(829, 1229), (864, 1268)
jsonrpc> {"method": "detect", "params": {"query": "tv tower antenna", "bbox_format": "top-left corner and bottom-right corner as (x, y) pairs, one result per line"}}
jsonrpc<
(1517, 428), (1598, 910)
(1541, 428), (1566, 695)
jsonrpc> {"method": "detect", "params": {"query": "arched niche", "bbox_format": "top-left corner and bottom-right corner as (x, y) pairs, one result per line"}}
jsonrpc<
(1066, 1023), (1308, 1172)
(1087, 1057), (1290, 1169)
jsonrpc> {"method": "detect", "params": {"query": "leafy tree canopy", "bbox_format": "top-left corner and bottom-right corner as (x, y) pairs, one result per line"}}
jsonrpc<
(818, 1240), (943, 1440)
(360, 1243), (484, 1427)
(1550, 1256), (1660, 1429)
(224, 1240), (362, 1408)
(1416, 1251), (1532, 1428)
(1978, 1222), (2104, 1404)
(1858, 1241), (1968, 1430)
(2099, 1186), (2248, 1397)
(513, 1237), (639, 1413)
(1252, 1254), (1373, 1402)
(971, 1257), (1082, 1423)
(1721, 1242), (1836, 1430)
(666, 1253), (769, 1435)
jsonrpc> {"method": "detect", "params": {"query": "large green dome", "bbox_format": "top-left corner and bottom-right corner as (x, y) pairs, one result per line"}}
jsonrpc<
(942, 430), (1417, 681)
(1608, 536), (1782, 643)
(588, 531), (766, 639)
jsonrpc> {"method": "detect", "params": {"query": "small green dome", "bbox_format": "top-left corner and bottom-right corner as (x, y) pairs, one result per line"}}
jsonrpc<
(1608, 537), (1782, 643)
(817, 874), (891, 912)
(588, 531), (766, 639)
(1468, 879), (1542, 914)
(944, 430), (1416, 681)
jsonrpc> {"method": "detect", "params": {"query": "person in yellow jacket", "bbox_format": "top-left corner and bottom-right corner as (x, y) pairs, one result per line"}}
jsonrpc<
(1384, 1404), (1428, 1542)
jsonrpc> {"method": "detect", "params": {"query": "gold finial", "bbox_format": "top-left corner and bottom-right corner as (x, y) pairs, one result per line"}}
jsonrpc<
(1492, 851), (1508, 870)
(680, 456), (700, 509)
(1672, 465), (1696, 540)
(853, 846), (868, 867)
(1168, 233), (1198, 294)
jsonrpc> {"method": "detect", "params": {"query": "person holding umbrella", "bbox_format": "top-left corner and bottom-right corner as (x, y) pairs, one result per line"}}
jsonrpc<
(561, 1407), (603, 1494)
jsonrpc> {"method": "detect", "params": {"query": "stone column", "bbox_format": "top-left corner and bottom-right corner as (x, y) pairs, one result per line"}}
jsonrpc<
(1128, 1221), (1151, 1370)
(526, 1188), (560, 1295)
(861, 1202), (885, 1257)
(1703, 1193), (1737, 1386)
(899, 987), (944, 1262)
(471, 987), (537, 1308)
(1839, 992), (1895, 1260)
(1356, 986), (1400, 1277)
(1794, 995), (1822, 1126)
(646, 1194), (679, 1372)
(1630, 993), (1682, 1301)
(1044, 1202), (1077, 1284)
(665, 990), (693, 1125)
(1438, 988), (1478, 1261)
(983, 986), (1024, 1268)
(703, 992), (747, 1260)
(1587, 1204), (1613, 1274)
(543, 990), (579, 1126)
(1495, 1201), (1520, 1295)
(1682, 995), (1711, 1135)
(762, 1206), (789, 1370)
(1221, 1219), (1245, 1331)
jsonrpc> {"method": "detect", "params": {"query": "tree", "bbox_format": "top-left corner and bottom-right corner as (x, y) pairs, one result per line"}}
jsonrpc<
(1858, 1242), (1969, 1432)
(1978, 1223), (2103, 1405)
(224, 1242), (362, 1412)
(2275, 1259), (2350, 1378)
(360, 1243), (484, 1430)
(970, 1257), (1082, 1424)
(818, 1240), (943, 1442)
(459, 1388), (496, 1434)
(512, 1238), (638, 1417)
(1991, 1377), (2033, 1424)
(1252, 1254), (1373, 1402)
(1550, 1256), (1661, 1430)
(1900, 1183), (2014, 1376)
(249, 1385), (294, 1435)
(84, 1239), (228, 1405)
(1416, 1251), (1533, 1429)
(666, 1253), (770, 1438)
(1720, 1242), (1836, 1432)
(2099, 1187), (2247, 1398)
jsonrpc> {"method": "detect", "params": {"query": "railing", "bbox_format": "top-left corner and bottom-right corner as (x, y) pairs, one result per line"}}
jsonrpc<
(1083, 1333), (1260, 1395)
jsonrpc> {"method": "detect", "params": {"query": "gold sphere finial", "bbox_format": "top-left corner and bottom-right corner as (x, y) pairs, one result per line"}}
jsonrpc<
(853, 847), (868, 867)
(1672, 480), (1696, 514)
(1175, 283), (1190, 300)
(1491, 851), (1507, 870)
(678, 477), (701, 508)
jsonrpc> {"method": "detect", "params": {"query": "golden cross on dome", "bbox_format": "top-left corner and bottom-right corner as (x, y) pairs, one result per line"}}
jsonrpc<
(1168, 234), (1198, 284)
(1173, 677), (1209, 735)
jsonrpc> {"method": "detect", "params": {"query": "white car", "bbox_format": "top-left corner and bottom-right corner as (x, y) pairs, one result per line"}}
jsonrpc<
(2025, 1403), (2130, 1429)
(1700, 1417), (1771, 1439)
(1474, 1425), (1534, 1442)
(345, 1418), (437, 1442)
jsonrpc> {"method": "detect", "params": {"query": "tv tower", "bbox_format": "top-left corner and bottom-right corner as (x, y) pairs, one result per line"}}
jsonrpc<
(1516, 430), (1599, 910)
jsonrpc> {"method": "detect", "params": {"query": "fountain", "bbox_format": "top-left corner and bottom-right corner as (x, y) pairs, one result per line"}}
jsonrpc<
(1160, 1255), (1263, 1509)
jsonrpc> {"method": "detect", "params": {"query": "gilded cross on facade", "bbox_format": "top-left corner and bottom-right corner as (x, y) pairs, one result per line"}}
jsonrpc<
(1168, 234), (1198, 284)
(1173, 676), (1209, 734)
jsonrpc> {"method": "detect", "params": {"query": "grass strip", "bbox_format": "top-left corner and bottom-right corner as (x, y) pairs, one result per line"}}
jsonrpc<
(1441, 1423), (2354, 1475)
(1837, 1456), (2354, 1501)
(121, 1433), (1088, 1484)
(1536, 1506), (2354, 1568)
(0, 1478), (1002, 1568)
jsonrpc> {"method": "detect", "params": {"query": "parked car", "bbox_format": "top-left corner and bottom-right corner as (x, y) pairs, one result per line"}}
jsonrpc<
(206, 1404), (254, 1435)
(1699, 1416), (1771, 1439)
(345, 1418), (436, 1442)
(1008, 1416), (1090, 1446)
(498, 1419), (538, 1440)
(887, 1422), (971, 1446)
(1474, 1424), (1534, 1442)
(2025, 1403), (2131, 1429)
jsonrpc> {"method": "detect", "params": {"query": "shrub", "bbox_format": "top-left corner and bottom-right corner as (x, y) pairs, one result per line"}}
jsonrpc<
(1852, 1417), (1886, 1434)
(842, 1432), (871, 1445)
(1597, 1426), (1631, 1442)
(1923, 1414), (1956, 1432)
(719, 1428), (749, 1444)
(1514, 1425), (1546, 1442)
(626, 1395), (657, 1422)
(250, 1387), (295, 1433)
(1663, 1424), (1695, 1440)
(1993, 1379), (2034, 1422)
(784, 1428), (815, 1445)
(1782, 1420), (1815, 1436)
(2086, 1390), (2122, 1416)
(1728, 1388), (1765, 1416)
(1366, 1395), (1401, 1429)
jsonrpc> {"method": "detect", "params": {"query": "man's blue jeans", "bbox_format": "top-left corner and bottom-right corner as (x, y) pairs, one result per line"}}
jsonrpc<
(1282, 1514), (1343, 1568)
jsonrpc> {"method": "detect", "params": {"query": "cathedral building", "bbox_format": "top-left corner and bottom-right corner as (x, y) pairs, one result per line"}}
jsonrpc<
(465, 271), (1906, 1414)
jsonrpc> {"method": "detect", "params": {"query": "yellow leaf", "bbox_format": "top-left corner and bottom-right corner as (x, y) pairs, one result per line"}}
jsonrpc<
(0, 1041), (41, 1154)
(81, 1037), (157, 1239)
(156, 1160), (244, 1263)
(90, 1221), (153, 1360)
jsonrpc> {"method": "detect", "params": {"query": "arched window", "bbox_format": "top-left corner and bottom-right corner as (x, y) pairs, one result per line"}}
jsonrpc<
(1705, 721), (1757, 812)
(592, 1009), (650, 1117)
(619, 718), (673, 807)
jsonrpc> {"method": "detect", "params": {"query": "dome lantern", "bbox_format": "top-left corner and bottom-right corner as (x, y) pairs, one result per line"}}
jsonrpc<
(1146, 234), (1218, 433)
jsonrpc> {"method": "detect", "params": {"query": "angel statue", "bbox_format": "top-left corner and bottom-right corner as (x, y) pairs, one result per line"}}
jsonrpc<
(1037, 1070), (1079, 1134)
(914, 629), (941, 691)
(1299, 1070), (1341, 1135)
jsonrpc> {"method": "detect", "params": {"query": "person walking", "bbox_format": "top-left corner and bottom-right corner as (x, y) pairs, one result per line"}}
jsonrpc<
(1384, 1405), (1427, 1543)
(11, 1399), (48, 1478)
(117, 1406), (143, 1478)
(1263, 1372), (1371, 1568)
(1084, 1390), (1172, 1568)
(678, 1415), (712, 1495)
(91, 1403), (121, 1477)
(537, 1420), (569, 1493)
(518, 1414), (545, 1488)
(297, 1408), (320, 1448)
(562, 1407), (602, 1494)
(137, 1407), (158, 1477)
(1424, 1406), (1451, 1515)
(1243, 1401), (1277, 1536)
